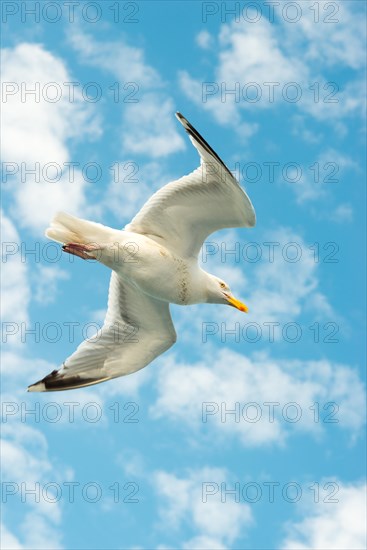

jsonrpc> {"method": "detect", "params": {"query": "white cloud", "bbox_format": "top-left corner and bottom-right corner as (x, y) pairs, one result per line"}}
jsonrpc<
(282, 1), (366, 70)
(68, 27), (185, 159)
(154, 467), (253, 548)
(1, 42), (101, 161)
(104, 144), (189, 232)
(1, 42), (101, 234)
(178, 69), (259, 140)
(1, 424), (53, 487)
(2, 43), (71, 166)
(291, 115), (322, 144)
(20, 513), (63, 550)
(1, 213), (30, 330)
(282, 481), (367, 550)
(203, 227), (335, 326)
(33, 265), (69, 305)
(183, 536), (227, 550)
(196, 30), (214, 50)
(67, 27), (160, 88)
(217, 17), (306, 88)
(151, 349), (365, 447)
(170, 225), (337, 353)
(2, 342), (147, 419)
(330, 203), (353, 223)
(121, 95), (185, 158)
(116, 448), (146, 479)
(1, 214), (70, 355)
(248, 227), (333, 324)
(180, 3), (365, 130)
(1, 423), (66, 549)
(0, 524), (23, 550)
(105, 160), (174, 225)
(12, 170), (90, 234)
(179, 15), (308, 130)
(97, 363), (152, 399)
(283, 149), (357, 222)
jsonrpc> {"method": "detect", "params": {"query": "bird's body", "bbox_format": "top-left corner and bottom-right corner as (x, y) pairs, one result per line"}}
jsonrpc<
(66, 228), (212, 305)
(28, 113), (256, 392)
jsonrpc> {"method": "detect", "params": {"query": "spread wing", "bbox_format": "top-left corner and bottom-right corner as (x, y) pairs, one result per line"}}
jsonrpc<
(28, 273), (176, 392)
(126, 112), (256, 259)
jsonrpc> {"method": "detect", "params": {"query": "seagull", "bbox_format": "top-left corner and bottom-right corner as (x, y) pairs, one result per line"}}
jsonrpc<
(28, 113), (256, 392)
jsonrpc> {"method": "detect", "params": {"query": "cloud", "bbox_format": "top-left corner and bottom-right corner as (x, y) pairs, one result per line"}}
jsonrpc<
(151, 349), (365, 447)
(1, 423), (67, 549)
(282, 481), (366, 550)
(182, 3), (365, 132)
(1, 42), (101, 234)
(246, 227), (325, 323)
(283, 1), (366, 70)
(1, 212), (30, 332)
(196, 30), (214, 50)
(291, 115), (322, 144)
(105, 160), (175, 226)
(154, 467), (253, 549)
(33, 265), (69, 305)
(203, 226), (335, 325)
(169, 225), (337, 355)
(178, 69), (259, 139)
(180, 15), (308, 130)
(1, 424), (54, 489)
(67, 26), (160, 88)
(282, 149), (357, 224)
(34, 265), (70, 305)
(0, 524), (23, 550)
(68, 27), (185, 159)
(121, 94), (185, 158)
(183, 536), (227, 550)
(329, 204), (353, 223)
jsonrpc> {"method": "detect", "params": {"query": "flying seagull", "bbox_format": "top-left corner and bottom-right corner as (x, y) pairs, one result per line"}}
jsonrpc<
(28, 113), (256, 392)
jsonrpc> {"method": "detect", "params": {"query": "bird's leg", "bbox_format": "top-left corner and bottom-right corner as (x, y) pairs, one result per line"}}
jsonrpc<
(62, 243), (99, 260)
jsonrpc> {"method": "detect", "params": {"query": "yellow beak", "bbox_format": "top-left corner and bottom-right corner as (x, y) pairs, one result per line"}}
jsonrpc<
(226, 294), (249, 313)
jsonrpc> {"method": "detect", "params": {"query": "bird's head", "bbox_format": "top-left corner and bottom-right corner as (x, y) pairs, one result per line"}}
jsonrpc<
(206, 275), (248, 313)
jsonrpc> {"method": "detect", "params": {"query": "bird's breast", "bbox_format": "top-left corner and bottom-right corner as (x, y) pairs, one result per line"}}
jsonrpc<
(118, 237), (197, 305)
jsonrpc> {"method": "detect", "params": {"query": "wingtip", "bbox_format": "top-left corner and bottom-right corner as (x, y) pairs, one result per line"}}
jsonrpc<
(248, 209), (256, 228)
(175, 111), (189, 127)
(27, 381), (46, 392)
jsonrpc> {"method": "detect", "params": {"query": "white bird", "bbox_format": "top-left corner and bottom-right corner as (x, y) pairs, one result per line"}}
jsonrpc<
(28, 113), (256, 392)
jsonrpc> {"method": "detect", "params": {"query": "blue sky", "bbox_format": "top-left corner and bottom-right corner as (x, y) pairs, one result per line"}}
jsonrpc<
(1, 1), (366, 549)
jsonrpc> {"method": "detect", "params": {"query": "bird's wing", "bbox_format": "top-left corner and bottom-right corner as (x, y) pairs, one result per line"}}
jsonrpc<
(28, 272), (176, 391)
(126, 112), (256, 259)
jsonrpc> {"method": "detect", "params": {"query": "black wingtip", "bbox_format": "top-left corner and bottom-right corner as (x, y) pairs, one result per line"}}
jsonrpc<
(28, 368), (111, 392)
(175, 112), (234, 178)
(175, 112), (186, 124)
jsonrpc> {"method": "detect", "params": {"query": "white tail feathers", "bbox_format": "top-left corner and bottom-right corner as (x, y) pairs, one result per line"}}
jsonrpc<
(45, 212), (108, 245)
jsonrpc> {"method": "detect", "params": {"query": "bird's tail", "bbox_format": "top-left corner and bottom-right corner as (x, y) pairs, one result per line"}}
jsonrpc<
(45, 212), (109, 246)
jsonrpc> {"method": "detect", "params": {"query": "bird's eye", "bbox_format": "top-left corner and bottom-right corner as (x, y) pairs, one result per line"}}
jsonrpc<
(220, 282), (226, 289)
